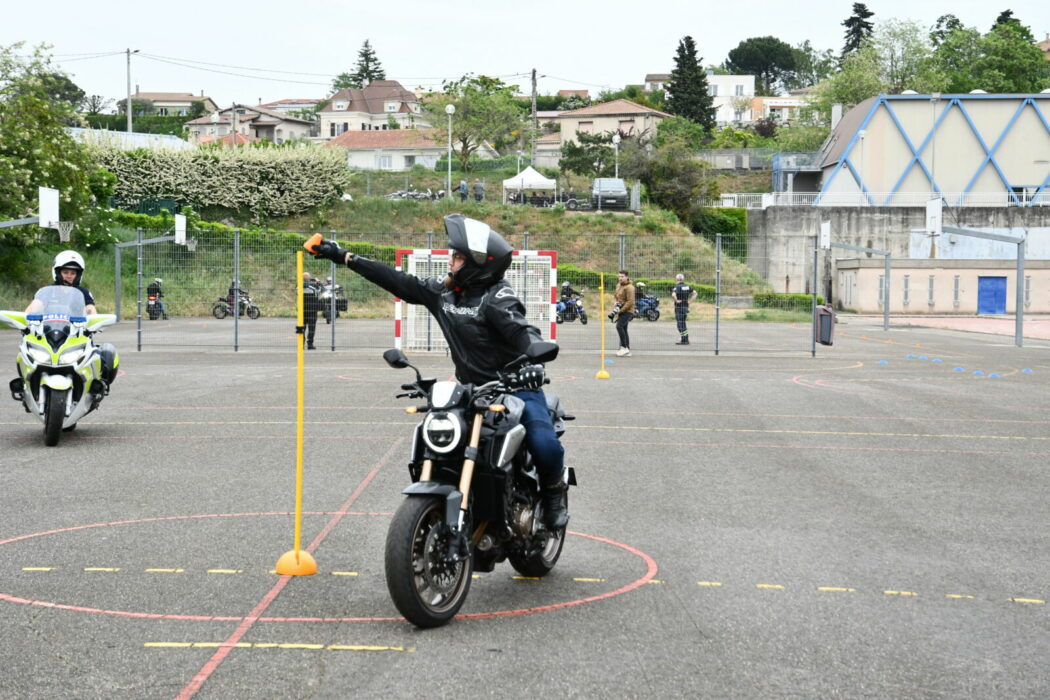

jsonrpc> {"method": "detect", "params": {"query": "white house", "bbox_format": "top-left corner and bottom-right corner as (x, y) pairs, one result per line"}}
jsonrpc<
(184, 105), (314, 145)
(317, 80), (427, 140)
(130, 90), (218, 116)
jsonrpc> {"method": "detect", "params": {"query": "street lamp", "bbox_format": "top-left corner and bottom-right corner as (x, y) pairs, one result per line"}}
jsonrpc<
(612, 133), (621, 179)
(517, 149), (523, 172)
(445, 104), (455, 199)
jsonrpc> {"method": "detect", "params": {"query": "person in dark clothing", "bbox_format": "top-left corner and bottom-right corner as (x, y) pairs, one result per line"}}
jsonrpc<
(301, 272), (322, 349)
(309, 214), (568, 528)
(147, 278), (169, 319)
(671, 273), (697, 345)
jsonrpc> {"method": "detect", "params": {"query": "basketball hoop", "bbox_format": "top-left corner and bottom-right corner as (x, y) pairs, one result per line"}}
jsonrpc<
(57, 221), (74, 243)
(186, 237), (197, 252)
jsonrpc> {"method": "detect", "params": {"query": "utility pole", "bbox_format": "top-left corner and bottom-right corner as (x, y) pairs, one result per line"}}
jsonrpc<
(126, 48), (134, 133)
(530, 69), (538, 166)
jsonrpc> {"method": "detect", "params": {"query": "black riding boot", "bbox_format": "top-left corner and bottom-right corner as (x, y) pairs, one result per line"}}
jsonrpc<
(540, 480), (569, 529)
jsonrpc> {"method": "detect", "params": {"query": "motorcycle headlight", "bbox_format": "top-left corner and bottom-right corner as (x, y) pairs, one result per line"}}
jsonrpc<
(422, 411), (464, 454)
(59, 346), (87, 365)
(27, 346), (52, 364)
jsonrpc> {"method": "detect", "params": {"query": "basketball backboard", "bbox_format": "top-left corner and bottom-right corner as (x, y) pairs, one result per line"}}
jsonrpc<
(38, 187), (59, 229)
(925, 198), (943, 237)
(174, 214), (187, 245)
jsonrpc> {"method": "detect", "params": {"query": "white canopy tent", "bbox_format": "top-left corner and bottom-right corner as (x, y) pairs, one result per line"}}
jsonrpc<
(502, 166), (557, 204)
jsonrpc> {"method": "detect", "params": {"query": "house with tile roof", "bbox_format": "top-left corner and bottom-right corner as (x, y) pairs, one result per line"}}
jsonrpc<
(184, 104), (314, 145)
(317, 80), (428, 140)
(556, 98), (672, 146)
(324, 128), (498, 171)
(130, 90), (218, 116)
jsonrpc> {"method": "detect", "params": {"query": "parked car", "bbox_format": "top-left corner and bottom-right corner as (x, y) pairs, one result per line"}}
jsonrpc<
(591, 178), (628, 210)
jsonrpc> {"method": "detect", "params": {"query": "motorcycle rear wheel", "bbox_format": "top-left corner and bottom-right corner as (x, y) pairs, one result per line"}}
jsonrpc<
(509, 493), (568, 577)
(43, 388), (68, 447)
(385, 496), (472, 628)
(646, 309), (660, 322)
(212, 304), (228, 320)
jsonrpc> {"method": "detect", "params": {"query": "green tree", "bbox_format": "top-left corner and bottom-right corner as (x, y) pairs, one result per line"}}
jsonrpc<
(790, 40), (836, 90)
(423, 74), (523, 171)
(188, 100), (207, 119)
(0, 43), (97, 245)
(82, 94), (112, 116)
(331, 39), (386, 92)
(665, 36), (714, 130)
(930, 13), (964, 47)
(621, 133), (717, 227)
(38, 72), (85, 111)
(809, 43), (886, 117)
(971, 20), (1049, 92)
(725, 36), (798, 96)
(596, 84), (664, 111)
(652, 116), (706, 150)
(841, 2), (875, 59)
(114, 97), (155, 116)
(874, 19), (946, 93)
(558, 131), (615, 178)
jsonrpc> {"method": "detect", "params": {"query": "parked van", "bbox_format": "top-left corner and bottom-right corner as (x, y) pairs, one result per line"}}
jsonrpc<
(591, 178), (628, 210)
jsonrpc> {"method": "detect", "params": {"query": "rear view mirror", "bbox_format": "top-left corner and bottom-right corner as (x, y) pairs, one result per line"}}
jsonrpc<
(383, 348), (410, 368)
(526, 340), (559, 364)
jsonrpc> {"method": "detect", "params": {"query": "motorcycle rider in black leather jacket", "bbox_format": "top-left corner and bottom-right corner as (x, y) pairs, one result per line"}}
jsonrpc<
(310, 214), (568, 528)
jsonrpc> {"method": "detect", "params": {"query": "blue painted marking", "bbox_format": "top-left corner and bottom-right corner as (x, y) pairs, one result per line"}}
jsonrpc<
(919, 356), (928, 361)
(931, 358), (942, 363)
(973, 370), (984, 376)
(988, 373), (1001, 378)
(953, 367), (965, 372)
(1023, 368), (1033, 373)
(877, 360), (888, 365)
(906, 353), (916, 359)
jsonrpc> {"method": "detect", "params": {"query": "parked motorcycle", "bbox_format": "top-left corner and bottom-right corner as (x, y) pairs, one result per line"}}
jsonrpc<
(212, 292), (261, 320)
(146, 294), (162, 321)
(635, 286), (661, 322)
(555, 293), (588, 325)
(385, 187), (446, 201)
(319, 281), (348, 323)
(1, 286), (119, 446)
(382, 341), (576, 628)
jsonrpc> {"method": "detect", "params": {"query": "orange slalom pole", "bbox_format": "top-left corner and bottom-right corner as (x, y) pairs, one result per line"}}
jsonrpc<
(276, 250), (317, 575)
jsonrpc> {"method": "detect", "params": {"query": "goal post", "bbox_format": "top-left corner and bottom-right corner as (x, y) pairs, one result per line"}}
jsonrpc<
(394, 249), (558, 350)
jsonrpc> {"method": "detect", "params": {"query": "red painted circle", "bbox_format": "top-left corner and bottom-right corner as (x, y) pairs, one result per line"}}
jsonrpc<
(0, 512), (657, 622)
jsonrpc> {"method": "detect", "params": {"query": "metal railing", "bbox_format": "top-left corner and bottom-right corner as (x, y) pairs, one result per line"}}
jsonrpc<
(704, 191), (1050, 209)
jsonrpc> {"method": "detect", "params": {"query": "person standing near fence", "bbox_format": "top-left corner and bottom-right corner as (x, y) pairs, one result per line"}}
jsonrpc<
(458, 179), (467, 201)
(613, 269), (635, 357)
(301, 272), (321, 349)
(671, 273), (697, 345)
(472, 178), (485, 202)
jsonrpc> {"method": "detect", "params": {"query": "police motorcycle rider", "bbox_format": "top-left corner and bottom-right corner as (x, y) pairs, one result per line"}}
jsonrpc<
(557, 280), (586, 321)
(20, 250), (118, 388)
(310, 214), (568, 528)
(146, 277), (169, 320)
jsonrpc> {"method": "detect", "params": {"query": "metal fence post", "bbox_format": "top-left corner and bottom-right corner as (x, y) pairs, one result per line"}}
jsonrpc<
(233, 229), (240, 352)
(329, 260), (338, 351)
(619, 232), (626, 272)
(114, 245), (122, 322)
(523, 230), (530, 250)
(1016, 236), (1025, 347)
(811, 239), (818, 358)
(715, 232), (722, 356)
(883, 252), (890, 331)
(136, 228), (142, 352)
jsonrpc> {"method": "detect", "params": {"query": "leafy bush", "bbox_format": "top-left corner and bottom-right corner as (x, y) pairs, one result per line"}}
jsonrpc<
(754, 292), (822, 310)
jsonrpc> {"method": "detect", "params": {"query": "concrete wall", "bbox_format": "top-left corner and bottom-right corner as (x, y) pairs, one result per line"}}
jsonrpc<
(746, 206), (1050, 300)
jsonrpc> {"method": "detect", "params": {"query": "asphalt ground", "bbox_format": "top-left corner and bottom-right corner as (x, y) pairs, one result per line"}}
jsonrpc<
(1, 318), (1050, 698)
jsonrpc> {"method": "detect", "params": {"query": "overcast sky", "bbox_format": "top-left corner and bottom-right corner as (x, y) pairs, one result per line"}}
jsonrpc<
(5, 0), (1048, 107)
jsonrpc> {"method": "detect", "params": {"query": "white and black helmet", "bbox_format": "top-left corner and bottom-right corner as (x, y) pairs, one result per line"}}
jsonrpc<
(444, 214), (513, 288)
(53, 250), (86, 286)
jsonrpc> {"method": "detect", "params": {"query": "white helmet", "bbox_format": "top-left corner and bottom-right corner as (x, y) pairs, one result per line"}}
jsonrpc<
(562, 281), (571, 287)
(53, 250), (85, 286)
(154, 278), (163, 284)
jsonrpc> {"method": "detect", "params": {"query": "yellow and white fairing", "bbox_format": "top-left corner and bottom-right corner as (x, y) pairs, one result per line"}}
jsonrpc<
(2, 287), (117, 429)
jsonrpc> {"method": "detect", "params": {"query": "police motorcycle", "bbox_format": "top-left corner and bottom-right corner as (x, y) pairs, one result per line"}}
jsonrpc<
(635, 283), (661, 322)
(1, 286), (119, 446)
(319, 278), (348, 323)
(555, 286), (588, 325)
(382, 340), (576, 628)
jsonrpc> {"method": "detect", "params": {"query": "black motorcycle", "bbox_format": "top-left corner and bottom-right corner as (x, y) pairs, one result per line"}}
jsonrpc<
(555, 293), (588, 325)
(383, 341), (575, 628)
(146, 294), (162, 321)
(212, 292), (260, 320)
(319, 283), (348, 323)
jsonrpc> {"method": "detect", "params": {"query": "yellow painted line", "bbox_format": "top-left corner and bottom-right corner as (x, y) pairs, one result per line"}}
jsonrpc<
(254, 643), (280, 648)
(327, 645), (411, 652)
(207, 569), (243, 574)
(193, 642), (252, 649)
(277, 643), (325, 650)
(697, 581), (723, 587)
(330, 571), (359, 577)
(756, 584), (785, 589)
(145, 568), (184, 573)
(648, 580), (665, 584)
(1010, 598), (1045, 605)
(22, 567), (53, 571)
(573, 577), (605, 582)
(145, 642), (193, 648)
(946, 594), (975, 599)
(512, 576), (541, 581)
(146, 642), (412, 652)
(84, 567), (120, 572)
(817, 587), (856, 593)
(884, 590), (918, 596)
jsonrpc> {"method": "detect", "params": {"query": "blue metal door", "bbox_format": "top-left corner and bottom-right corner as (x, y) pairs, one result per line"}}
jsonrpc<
(977, 276), (1007, 315)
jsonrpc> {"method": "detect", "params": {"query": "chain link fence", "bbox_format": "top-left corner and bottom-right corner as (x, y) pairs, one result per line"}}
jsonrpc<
(117, 228), (823, 355)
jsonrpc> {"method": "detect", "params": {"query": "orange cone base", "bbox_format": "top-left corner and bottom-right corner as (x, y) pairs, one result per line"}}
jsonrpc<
(275, 549), (318, 576)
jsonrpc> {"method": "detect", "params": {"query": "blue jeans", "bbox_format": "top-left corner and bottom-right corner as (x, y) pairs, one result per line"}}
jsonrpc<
(515, 390), (564, 482)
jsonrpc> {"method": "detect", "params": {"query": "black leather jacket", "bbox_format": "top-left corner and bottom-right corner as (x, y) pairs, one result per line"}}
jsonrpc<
(348, 255), (541, 385)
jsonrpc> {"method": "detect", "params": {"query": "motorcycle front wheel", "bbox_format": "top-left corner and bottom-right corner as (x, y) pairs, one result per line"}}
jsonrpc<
(43, 388), (68, 447)
(555, 313), (564, 324)
(385, 496), (472, 628)
(247, 305), (261, 320)
(579, 313), (588, 325)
